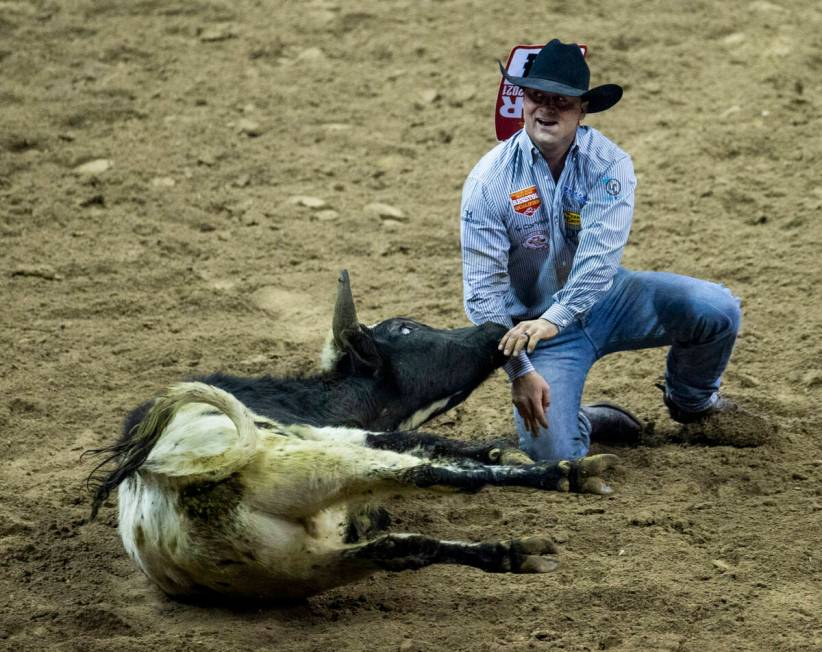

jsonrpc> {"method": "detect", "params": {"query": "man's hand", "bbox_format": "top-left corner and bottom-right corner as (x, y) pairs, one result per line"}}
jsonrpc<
(512, 371), (550, 438)
(499, 319), (559, 357)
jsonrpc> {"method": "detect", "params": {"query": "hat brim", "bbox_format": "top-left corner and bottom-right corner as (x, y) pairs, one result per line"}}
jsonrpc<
(498, 61), (623, 113)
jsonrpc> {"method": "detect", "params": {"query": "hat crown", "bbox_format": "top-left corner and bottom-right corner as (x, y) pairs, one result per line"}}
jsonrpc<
(497, 39), (622, 113)
(525, 39), (590, 91)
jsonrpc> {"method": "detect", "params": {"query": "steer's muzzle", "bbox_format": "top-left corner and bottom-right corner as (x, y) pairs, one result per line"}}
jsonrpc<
(452, 321), (509, 368)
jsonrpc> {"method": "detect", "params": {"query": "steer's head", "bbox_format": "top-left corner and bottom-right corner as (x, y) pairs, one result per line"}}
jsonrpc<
(324, 270), (508, 430)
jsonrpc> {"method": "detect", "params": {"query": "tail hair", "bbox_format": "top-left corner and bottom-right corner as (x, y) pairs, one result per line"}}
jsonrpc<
(86, 382), (258, 520)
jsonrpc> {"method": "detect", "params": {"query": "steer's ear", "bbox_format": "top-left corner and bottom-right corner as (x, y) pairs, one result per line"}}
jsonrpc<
(343, 325), (384, 376)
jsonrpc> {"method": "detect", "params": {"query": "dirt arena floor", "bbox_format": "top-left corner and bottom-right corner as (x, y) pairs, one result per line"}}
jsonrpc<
(2, 0), (821, 650)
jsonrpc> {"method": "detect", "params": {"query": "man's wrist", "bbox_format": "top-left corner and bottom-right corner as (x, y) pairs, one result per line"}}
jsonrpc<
(541, 304), (575, 331)
(504, 354), (535, 380)
(539, 318), (559, 330)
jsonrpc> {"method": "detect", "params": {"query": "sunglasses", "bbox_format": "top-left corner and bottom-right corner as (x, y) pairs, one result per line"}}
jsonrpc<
(523, 88), (581, 111)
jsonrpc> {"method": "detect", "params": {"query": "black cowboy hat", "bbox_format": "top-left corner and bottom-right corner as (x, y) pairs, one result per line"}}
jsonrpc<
(499, 39), (622, 113)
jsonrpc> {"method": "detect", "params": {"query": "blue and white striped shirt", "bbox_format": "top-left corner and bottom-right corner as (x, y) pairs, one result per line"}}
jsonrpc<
(460, 126), (636, 379)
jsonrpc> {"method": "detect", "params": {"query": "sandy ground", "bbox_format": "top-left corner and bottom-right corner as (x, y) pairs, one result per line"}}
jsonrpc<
(2, 0), (821, 650)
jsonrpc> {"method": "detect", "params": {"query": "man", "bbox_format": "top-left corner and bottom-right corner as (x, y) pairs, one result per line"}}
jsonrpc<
(460, 39), (759, 461)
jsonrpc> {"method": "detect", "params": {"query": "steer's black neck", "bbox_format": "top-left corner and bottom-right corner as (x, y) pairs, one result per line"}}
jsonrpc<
(192, 371), (407, 431)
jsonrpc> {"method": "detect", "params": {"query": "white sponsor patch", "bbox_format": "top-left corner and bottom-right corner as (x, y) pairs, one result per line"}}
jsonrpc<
(523, 233), (549, 250)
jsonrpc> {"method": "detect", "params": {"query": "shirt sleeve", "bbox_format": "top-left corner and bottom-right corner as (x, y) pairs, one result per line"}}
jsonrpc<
(460, 175), (536, 380)
(541, 155), (636, 329)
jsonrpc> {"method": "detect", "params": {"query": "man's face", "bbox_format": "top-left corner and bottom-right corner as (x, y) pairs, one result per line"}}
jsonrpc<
(522, 88), (586, 158)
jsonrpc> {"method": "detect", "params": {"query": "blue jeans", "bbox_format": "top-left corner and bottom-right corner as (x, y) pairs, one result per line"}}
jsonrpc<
(514, 268), (742, 461)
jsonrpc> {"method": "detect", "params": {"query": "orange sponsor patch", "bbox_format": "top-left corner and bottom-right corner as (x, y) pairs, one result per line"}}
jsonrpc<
(510, 186), (541, 216)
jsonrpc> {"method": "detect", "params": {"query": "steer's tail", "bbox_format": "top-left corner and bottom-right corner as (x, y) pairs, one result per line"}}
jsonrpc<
(87, 382), (258, 519)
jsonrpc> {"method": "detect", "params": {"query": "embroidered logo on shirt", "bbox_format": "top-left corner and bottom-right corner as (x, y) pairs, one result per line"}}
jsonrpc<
(563, 210), (581, 229)
(514, 219), (549, 232)
(604, 178), (621, 196)
(522, 233), (549, 250)
(562, 185), (588, 204)
(510, 185), (541, 217)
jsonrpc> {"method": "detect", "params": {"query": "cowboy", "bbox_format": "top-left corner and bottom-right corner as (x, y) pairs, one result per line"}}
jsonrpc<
(460, 39), (764, 461)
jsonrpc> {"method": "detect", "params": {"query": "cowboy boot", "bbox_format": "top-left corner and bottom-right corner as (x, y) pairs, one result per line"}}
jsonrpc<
(658, 385), (774, 447)
(661, 392), (739, 425)
(581, 403), (642, 445)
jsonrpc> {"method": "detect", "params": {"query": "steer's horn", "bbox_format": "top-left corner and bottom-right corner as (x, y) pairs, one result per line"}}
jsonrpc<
(332, 269), (360, 349)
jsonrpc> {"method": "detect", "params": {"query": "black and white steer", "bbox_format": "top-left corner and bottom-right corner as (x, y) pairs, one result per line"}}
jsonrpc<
(88, 271), (617, 600)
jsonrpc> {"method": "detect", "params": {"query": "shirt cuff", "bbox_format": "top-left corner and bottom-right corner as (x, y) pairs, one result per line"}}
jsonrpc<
(541, 303), (577, 331)
(503, 353), (535, 380)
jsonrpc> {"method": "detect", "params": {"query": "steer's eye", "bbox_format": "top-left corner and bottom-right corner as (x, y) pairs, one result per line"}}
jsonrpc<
(400, 326), (412, 335)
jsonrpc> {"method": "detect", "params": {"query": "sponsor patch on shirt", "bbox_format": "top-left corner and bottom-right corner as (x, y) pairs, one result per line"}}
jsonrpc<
(522, 233), (549, 250)
(562, 185), (588, 204)
(603, 177), (621, 197)
(563, 210), (581, 229)
(510, 185), (541, 217)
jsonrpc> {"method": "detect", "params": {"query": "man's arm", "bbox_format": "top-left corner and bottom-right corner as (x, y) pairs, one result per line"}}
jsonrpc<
(460, 175), (535, 380)
(542, 156), (637, 329)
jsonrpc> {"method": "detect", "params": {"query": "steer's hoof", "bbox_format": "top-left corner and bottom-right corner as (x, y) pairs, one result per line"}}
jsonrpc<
(571, 454), (620, 495)
(579, 453), (620, 475)
(518, 556), (559, 573)
(511, 535), (559, 556)
(578, 477), (613, 495)
(489, 447), (534, 466)
(509, 536), (559, 574)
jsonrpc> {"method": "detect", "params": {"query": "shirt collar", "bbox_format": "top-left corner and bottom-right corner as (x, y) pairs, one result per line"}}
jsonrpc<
(517, 128), (581, 166)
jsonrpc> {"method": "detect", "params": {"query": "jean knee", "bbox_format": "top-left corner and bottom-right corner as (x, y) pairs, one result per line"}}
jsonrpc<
(672, 283), (741, 341)
(518, 425), (587, 462)
(709, 285), (742, 335)
(726, 288), (742, 331)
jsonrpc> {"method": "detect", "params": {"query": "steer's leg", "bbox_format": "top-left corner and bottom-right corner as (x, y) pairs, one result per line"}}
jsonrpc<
(341, 533), (558, 574)
(250, 441), (618, 519)
(293, 532), (558, 595)
(283, 425), (533, 465)
(365, 431), (534, 465)
(396, 455), (620, 495)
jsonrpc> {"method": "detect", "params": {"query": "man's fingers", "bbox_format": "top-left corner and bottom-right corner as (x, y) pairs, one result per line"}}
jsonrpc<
(500, 331), (520, 356)
(525, 399), (548, 436)
(499, 328), (531, 357)
(515, 401), (539, 438)
(537, 409), (548, 430)
(535, 397), (549, 429)
(512, 369), (550, 439)
(533, 406), (548, 429)
(507, 338), (520, 357)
